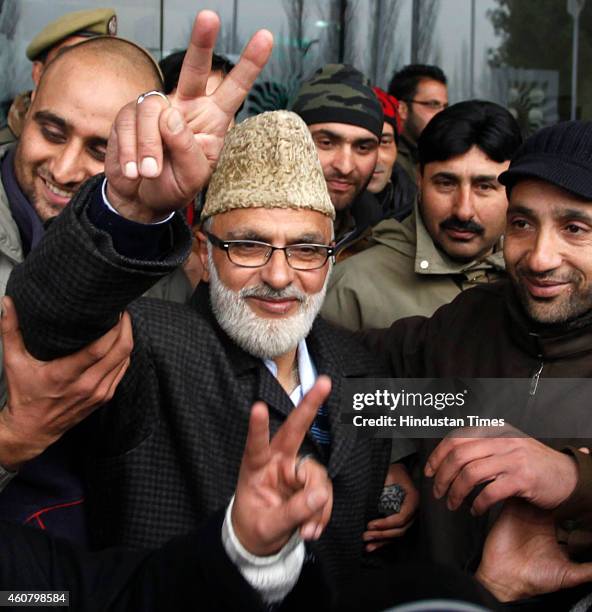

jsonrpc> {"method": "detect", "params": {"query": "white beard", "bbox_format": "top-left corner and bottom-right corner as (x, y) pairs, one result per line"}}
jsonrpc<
(208, 247), (329, 360)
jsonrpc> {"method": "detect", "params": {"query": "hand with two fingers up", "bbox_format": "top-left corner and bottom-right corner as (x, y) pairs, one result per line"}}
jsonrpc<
(104, 10), (273, 224)
(232, 376), (333, 557)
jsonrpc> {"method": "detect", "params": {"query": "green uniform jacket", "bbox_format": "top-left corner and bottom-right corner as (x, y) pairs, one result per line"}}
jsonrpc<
(322, 207), (506, 331)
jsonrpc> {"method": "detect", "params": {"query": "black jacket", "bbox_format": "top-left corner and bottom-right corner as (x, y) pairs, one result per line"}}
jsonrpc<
(363, 280), (592, 574)
(0, 511), (327, 612)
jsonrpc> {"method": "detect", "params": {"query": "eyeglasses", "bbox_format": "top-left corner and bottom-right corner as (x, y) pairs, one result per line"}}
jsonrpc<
(205, 232), (334, 270)
(404, 99), (448, 111)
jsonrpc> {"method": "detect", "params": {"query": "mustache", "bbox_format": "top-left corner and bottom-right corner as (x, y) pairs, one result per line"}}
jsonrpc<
(440, 217), (484, 235)
(239, 284), (306, 302)
(515, 267), (579, 284)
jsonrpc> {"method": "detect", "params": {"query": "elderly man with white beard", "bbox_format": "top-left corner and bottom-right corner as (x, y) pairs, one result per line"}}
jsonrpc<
(5, 31), (405, 597)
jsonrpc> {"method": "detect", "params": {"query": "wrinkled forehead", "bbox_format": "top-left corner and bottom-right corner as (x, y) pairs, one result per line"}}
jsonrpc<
(209, 207), (334, 241)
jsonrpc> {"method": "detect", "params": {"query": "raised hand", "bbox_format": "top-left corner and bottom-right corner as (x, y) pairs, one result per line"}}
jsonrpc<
(424, 425), (579, 515)
(231, 376), (333, 556)
(104, 10), (273, 223)
(476, 499), (592, 602)
(0, 297), (132, 470)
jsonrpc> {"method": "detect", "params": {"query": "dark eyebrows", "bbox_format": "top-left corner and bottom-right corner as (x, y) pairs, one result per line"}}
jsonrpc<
(472, 174), (498, 183)
(33, 110), (107, 150)
(431, 171), (458, 182)
(507, 204), (534, 217)
(310, 128), (378, 146)
(311, 128), (340, 140)
(558, 208), (592, 224)
(508, 204), (592, 225)
(33, 110), (68, 132)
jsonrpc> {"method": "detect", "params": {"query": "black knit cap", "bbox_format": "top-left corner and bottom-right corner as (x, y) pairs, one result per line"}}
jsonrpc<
(499, 120), (592, 200)
(292, 64), (383, 138)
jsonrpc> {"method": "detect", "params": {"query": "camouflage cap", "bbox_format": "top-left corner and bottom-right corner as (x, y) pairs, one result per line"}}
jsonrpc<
(292, 64), (383, 138)
(203, 110), (335, 220)
(26, 8), (117, 61)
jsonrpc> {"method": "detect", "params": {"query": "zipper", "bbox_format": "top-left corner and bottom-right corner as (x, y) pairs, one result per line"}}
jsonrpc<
(530, 362), (544, 396)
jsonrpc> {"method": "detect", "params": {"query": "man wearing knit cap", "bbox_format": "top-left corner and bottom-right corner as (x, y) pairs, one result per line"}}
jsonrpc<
(4, 14), (404, 593)
(0, 8), (117, 145)
(358, 120), (592, 607)
(368, 87), (416, 222)
(293, 64), (395, 260)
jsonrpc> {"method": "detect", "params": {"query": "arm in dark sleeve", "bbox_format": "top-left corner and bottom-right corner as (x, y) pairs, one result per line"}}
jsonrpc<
(6, 175), (192, 360)
(0, 513), (267, 612)
(355, 314), (434, 378)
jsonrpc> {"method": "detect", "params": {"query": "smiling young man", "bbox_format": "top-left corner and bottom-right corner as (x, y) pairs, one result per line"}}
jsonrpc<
(323, 100), (522, 330)
(1, 36), (161, 284)
(293, 65), (398, 260)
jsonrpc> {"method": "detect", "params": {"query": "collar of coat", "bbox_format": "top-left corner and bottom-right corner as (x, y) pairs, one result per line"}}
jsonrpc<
(500, 280), (592, 361)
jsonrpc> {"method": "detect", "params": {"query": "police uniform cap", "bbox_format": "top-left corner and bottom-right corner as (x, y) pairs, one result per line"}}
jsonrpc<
(26, 8), (117, 61)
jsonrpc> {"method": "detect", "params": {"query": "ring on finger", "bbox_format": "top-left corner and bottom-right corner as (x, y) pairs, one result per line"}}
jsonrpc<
(136, 90), (170, 106)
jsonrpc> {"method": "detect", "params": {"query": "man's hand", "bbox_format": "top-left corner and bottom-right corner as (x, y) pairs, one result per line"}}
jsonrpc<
(476, 499), (592, 602)
(363, 462), (419, 552)
(232, 376), (333, 557)
(0, 297), (132, 470)
(424, 426), (578, 515)
(104, 10), (273, 223)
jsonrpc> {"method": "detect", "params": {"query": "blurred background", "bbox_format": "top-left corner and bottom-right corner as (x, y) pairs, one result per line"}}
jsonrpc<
(1, 0), (590, 134)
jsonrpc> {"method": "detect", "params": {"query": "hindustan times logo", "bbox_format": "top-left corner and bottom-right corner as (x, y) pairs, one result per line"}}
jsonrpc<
(352, 389), (467, 412)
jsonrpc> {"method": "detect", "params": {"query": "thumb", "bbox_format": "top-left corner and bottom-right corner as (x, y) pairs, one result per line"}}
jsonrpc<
(0, 297), (24, 351)
(563, 562), (592, 589)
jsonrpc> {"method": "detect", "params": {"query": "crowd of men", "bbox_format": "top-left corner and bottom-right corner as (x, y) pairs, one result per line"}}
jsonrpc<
(0, 6), (591, 612)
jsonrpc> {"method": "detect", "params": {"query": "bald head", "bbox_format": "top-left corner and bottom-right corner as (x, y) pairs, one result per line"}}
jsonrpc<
(15, 37), (163, 224)
(38, 36), (163, 98)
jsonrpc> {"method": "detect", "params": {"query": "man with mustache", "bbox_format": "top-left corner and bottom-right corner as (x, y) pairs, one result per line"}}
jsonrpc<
(322, 100), (522, 331)
(4, 11), (396, 598)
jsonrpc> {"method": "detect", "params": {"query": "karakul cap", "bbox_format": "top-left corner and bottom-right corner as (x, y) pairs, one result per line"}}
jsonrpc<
(203, 110), (335, 220)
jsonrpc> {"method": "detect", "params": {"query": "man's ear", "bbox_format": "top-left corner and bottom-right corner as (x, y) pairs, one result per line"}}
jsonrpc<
(31, 61), (44, 87)
(398, 100), (409, 123)
(196, 230), (210, 282)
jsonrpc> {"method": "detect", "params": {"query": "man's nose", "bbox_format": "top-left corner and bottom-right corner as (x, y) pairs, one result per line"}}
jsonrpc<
(49, 142), (92, 186)
(331, 146), (355, 176)
(259, 249), (295, 290)
(526, 228), (563, 273)
(452, 184), (476, 222)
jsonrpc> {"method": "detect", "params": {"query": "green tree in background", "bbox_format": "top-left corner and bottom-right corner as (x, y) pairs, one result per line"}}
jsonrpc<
(488, 0), (592, 119)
